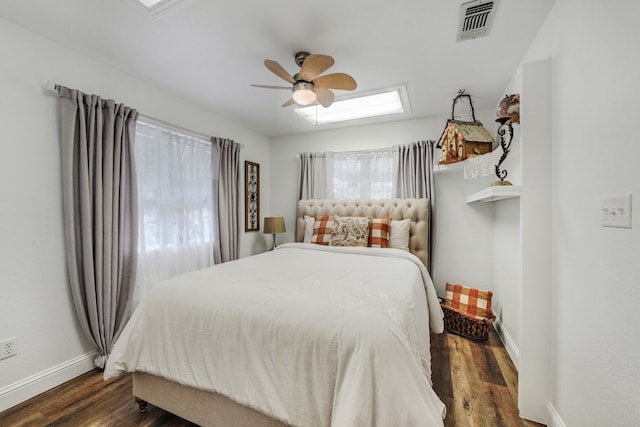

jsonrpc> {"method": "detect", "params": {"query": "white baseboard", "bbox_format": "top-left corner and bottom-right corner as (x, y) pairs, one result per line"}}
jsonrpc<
(0, 351), (97, 413)
(547, 403), (567, 427)
(492, 314), (520, 370)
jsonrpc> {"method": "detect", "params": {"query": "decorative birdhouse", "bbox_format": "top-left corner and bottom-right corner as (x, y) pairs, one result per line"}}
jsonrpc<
(437, 91), (494, 164)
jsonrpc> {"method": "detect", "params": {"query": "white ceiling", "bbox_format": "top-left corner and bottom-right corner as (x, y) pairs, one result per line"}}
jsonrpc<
(0, 0), (555, 137)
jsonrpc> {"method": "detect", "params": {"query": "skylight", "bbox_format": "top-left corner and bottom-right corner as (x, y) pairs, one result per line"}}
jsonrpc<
(136, 0), (174, 12)
(294, 87), (409, 125)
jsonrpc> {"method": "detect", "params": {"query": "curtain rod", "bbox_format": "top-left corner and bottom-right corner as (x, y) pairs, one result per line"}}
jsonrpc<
(338, 147), (393, 155)
(296, 146), (392, 157)
(296, 141), (434, 157)
(42, 80), (243, 149)
(137, 114), (212, 143)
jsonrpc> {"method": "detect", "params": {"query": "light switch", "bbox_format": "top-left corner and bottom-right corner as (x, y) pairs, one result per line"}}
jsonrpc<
(601, 194), (632, 228)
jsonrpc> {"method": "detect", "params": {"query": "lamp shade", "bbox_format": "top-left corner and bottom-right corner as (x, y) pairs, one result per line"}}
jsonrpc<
(292, 82), (316, 105)
(263, 217), (286, 234)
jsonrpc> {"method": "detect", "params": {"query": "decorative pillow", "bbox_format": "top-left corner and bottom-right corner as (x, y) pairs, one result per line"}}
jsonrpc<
(368, 217), (391, 248)
(444, 282), (493, 319)
(389, 219), (411, 251)
(329, 216), (371, 247)
(303, 215), (315, 243)
(311, 215), (334, 245)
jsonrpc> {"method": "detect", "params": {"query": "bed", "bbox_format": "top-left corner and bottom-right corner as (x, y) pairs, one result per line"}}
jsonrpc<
(104, 198), (445, 426)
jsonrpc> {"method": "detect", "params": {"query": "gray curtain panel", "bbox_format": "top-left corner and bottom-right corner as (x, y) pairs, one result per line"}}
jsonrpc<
(56, 86), (138, 368)
(297, 151), (334, 200)
(393, 140), (436, 274)
(211, 137), (241, 263)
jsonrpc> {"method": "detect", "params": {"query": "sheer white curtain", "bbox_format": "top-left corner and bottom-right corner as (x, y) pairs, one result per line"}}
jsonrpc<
(134, 120), (215, 306)
(333, 149), (393, 199)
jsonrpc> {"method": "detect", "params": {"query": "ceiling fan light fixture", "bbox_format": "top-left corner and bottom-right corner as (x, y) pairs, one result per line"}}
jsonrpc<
(292, 82), (316, 105)
(253, 52), (355, 108)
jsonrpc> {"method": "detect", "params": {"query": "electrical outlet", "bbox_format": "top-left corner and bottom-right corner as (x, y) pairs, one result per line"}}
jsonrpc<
(0, 338), (17, 360)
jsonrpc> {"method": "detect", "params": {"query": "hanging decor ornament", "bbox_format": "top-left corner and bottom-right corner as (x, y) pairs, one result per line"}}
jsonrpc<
(436, 90), (494, 165)
(492, 94), (520, 186)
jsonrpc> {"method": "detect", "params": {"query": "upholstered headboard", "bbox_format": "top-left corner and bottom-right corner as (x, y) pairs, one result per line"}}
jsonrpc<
(296, 198), (430, 268)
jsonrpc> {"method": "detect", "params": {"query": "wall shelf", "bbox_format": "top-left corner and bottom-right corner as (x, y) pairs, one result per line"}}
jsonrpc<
(466, 185), (522, 203)
(433, 160), (466, 174)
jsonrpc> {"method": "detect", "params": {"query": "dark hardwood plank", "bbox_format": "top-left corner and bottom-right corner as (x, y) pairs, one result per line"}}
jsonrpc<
(489, 333), (520, 406)
(449, 334), (489, 427)
(431, 329), (545, 427)
(0, 370), (196, 427)
(430, 329), (454, 399)
(469, 335), (507, 387)
(1, 329), (544, 426)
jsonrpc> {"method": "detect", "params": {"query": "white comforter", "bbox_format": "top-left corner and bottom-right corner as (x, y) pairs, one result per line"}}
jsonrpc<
(104, 243), (446, 426)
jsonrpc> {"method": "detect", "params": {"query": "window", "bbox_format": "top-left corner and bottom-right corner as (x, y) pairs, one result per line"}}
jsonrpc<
(333, 149), (393, 199)
(134, 120), (215, 305)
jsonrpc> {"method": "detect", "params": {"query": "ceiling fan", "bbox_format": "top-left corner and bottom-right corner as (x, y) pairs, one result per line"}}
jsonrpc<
(252, 52), (357, 108)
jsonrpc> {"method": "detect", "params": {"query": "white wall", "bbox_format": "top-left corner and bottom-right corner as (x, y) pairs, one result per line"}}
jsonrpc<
(491, 71), (524, 364)
(518, 58), (553, 423)
(522, 1), (640, 425)
(492, 197), (521, 359)
(269, 112), (499, 297)
(0, 17), (270, 411)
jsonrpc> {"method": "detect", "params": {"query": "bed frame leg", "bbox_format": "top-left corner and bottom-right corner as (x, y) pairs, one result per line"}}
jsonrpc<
(135, 397), (148, 412)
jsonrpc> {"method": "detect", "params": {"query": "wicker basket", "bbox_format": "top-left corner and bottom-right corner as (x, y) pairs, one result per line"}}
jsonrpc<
(441, 302), (495, 341)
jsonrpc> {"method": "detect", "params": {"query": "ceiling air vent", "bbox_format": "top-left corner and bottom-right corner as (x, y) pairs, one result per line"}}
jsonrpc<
(456, 0), (500, 42)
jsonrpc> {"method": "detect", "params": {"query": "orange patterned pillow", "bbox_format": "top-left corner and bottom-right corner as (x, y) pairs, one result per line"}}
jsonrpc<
(368, 217), (391, 248)
(444, 282), (493, 319)
(311, 215), (334, 245)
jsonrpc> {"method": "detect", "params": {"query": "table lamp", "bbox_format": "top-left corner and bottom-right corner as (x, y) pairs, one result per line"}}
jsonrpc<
(263, 217), (286, 251)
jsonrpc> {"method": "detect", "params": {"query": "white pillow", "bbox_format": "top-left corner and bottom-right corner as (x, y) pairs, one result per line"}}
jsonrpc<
(389, 219), (411, 251)
(303, 215), (315, 243)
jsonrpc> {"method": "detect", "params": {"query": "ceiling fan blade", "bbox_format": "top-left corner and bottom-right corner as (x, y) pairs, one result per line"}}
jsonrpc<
(313, 73), (357, 91)
(264, 59), (295, 84)
(299, 54), (334, 81)
(251, 84), (292, 90)
(315, 88), (335, 108)
(282, 98), (296, 107)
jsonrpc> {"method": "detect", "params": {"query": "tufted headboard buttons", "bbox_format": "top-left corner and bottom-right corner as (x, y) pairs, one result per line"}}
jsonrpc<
(296, 198), (429, 268)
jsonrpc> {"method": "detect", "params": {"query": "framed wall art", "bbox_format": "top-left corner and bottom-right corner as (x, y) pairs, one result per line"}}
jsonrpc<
(244, 161), (260, 232)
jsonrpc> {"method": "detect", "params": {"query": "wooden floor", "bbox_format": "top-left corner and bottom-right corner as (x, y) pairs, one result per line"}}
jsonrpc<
(431, 330), (543, 427)
(0, 329), (543, 427)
